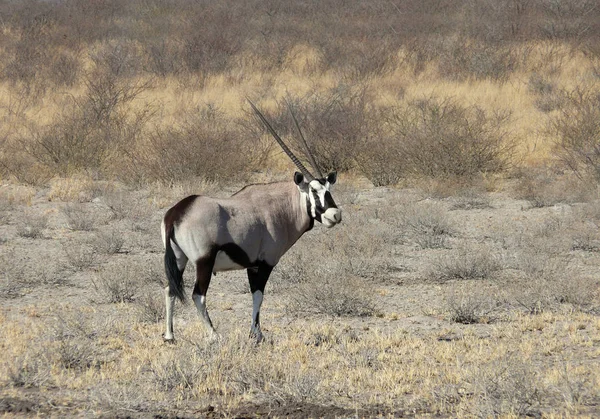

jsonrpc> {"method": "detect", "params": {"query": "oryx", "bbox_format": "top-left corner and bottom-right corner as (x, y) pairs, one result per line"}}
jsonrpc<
(161, 101), (342, 342)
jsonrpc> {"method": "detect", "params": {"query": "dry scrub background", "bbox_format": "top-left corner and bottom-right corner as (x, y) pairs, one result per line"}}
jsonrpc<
(1, 0), (600, 417)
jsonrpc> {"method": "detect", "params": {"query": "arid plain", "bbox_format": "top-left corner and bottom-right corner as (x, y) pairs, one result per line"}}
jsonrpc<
(1, 0), (600, 417)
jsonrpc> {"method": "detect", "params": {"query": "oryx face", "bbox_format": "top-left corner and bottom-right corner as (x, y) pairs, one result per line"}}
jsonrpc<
(295, 171), (342, 228)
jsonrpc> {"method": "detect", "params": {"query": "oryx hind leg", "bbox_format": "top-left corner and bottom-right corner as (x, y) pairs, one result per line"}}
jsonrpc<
(247, 262), (273, 343)
(164, 242), (187, 342)
(192, 256), (217, 339)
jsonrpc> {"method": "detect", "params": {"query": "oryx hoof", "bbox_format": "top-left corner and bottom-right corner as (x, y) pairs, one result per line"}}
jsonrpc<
(163, 335), (176, 344)
(250, 331), (264, 344)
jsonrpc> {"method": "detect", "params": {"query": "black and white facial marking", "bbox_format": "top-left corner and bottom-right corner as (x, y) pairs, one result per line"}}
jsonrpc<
(294, 171), (342, 228)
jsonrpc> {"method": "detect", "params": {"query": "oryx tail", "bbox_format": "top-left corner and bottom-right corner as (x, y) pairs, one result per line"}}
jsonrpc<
(164, 226), (185, 302)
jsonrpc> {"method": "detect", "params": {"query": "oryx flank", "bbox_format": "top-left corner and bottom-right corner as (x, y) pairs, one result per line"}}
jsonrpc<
(161, 101), (342, 342)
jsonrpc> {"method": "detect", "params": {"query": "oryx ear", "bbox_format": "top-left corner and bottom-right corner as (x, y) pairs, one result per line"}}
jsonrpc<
(294, 172), (310, 192)
(326, 171), (337, 185)
(294, 172), (306, 185)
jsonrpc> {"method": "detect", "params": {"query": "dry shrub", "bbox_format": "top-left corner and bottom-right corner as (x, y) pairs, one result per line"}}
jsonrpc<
(275, 215), (394, 289)
(133, 104), (251, 184)
(396, 202), (454, 249)
(470, 355), (545, 417)
(528, 73), (566, 113)
(429, 246), (502, 282)
(514, 168), (595, 207)
(0, 253), (64, 298)
(292, 275), (377, 317)
(0, 200), (12, 225)
(435, 37), (519, 82)
(269, 86), (372, 173)
(94, 263), (140, 303)
(52, 315), (104, 371)
(551, 87), (600, 182)
(449, 187), (492, 210)
(63, 204), (97, 231)
(94, 258), (163, 304)
(509, 240), (599, 313)
(382, 97), (515, 180)
(91, 228), (124, 255)
(102, 189), (136, 220)
(17, 62), (152, 179)
(444, 289), (501, 324)
(136, 291), (165, 323)
(511, 273), (599, 314)
(6, 355), (51, 389)
(274, 220), (388, 315)
(63, 244), (97, 272)
(16, 211), (48, 239)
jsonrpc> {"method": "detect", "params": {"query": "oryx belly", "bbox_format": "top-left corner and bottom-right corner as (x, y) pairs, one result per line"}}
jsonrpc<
(213, 250), (245, 272)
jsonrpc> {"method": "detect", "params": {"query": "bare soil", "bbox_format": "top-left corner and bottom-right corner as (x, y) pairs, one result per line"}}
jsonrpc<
(1, 179), (599, 417)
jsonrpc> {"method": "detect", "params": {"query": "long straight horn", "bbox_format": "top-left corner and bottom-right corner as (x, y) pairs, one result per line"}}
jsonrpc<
(286, 99), (324, 179)
(248, 99), (314, 181)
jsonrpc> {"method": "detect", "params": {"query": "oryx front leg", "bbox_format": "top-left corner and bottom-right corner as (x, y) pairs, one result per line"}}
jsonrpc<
(192, 258), (217, 339)
(247, 263), (273, 343)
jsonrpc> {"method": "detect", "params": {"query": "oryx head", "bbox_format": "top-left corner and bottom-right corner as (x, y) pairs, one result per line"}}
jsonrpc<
(249, 99), (342, 228)
(294, 171), (341, 228)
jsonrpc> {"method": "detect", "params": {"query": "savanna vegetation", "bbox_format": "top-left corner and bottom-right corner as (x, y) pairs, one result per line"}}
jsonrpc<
(1, 0), (600, 417)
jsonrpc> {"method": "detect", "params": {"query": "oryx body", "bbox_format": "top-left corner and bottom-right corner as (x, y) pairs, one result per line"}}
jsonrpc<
(162, 101), (341, 342)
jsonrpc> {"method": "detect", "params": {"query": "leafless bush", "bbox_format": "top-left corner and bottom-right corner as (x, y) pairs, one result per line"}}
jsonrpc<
(513, 168), (593, 207)
(434, 37), (519, 82)
(292, 275), (377, 317)
(53, 317), (102, 371)
(63, 204), (96, 231)
(145, 39), (182, 77)
(429, 246), (502, 282)
(102, 189), (139, 221)
(48, 51), (80, 87)
(385, 97), (515, 179)
(449, 188), (492, 210)
(136, 291), (165, 323)
(6, 355), (51, 389)
(267, 86), (372, 173)
(528, 73), (565, 113)
(444, 290), (501, 324)
(17, 59), (152, 179)
(91, 228), (124, 255)
(471, 356), (545, 417)
(509, 242), (598, 312)
(275, 218), (394, 290)
(551, 87), (600, 182)
(179, 7), (243, 76)
(151, 355), (202, 394)
(63, 244), (97, 272)
(319, 39), (397, 80)
(94, 263), (140, 303)
(16, 212), (48, 239)
(0, 200), (13, 225)
(538, 0), (599, 42)
(135, 104), (251, 184)
(355, 119), (405, 186)
(397, 202), (454, 249)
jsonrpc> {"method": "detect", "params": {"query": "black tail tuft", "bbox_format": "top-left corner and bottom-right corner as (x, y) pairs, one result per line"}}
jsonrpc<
(164, 226), (186, 303)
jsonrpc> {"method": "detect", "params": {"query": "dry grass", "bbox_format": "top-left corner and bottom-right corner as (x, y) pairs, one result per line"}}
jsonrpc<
(1, 178), (600, 417)
(1, 1), (600, 415)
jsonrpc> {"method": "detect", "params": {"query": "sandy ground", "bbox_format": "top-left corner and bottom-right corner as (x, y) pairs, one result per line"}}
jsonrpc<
(1, 179), (599, 417)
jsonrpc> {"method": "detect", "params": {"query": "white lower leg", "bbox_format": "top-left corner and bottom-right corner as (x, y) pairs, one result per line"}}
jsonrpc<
(250, 290), (263, 339)
(164, 286), (175, 340)
(193, 294), (216, 335)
